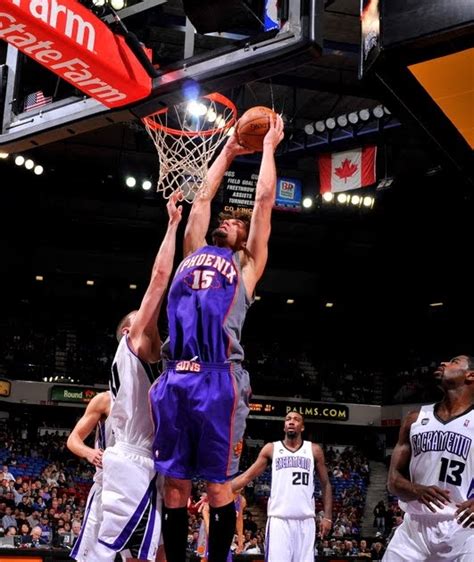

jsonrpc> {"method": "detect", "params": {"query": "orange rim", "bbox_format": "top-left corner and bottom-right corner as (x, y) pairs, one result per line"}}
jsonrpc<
(142, 93), (237, 137)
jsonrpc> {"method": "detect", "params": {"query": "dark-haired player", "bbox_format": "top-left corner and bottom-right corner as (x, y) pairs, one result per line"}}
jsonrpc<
(149, 115), (284, 562)
(231, 410), (333, 562)
(383, 355), (474, 561)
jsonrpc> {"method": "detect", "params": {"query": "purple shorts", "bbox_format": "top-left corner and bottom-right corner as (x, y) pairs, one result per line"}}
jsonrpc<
(149, 361), (251, 483)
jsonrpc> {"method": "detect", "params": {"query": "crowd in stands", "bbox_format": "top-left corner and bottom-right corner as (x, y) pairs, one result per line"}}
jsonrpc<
(0, 422), (93, 548)
(0, 417), (409, 558)
(0, 317), (442, 406)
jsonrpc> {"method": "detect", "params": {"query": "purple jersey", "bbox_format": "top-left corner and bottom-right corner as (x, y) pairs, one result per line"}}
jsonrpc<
(162, 245), (251, 363)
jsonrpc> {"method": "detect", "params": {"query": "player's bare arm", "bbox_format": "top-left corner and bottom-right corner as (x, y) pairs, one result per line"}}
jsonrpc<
(129, 190), (183, 363)
(66, 391), (111, 468)
(235, 493), (247, 553)
(242, 115), (284, 296)
(201, 501), (210, 536)
(388, 410), (451, 512)
(231, 443), (274, 492)
(184, 132), (254, 257)
(313, 443), (333, 537)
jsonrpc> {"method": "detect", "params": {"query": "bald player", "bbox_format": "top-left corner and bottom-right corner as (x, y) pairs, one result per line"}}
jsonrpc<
(232, 411), (333, 562)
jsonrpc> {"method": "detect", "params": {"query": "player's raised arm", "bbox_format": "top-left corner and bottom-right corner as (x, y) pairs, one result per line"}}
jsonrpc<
(183, 132), (253, 257)
(67, 392), (110, 468)
(231, 443), (273, 492)
(243, 115), (284, 295)
(128, 190), (183, 363)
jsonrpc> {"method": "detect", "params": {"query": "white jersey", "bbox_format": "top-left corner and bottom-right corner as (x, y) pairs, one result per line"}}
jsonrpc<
(267, 440), (315, 519)
(109, 335), (159, 449)
(399, 403), (474, 518)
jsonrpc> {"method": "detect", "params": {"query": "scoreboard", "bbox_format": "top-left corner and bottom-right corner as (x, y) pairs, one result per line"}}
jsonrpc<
(249, 397), (349, 422)
(221, 165), (303, 213)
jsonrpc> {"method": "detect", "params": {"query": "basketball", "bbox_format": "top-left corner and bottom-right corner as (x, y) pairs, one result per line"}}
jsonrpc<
(236, 106), (276, 151)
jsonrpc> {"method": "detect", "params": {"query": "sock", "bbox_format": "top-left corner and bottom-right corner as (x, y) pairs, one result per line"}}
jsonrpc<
(162, 505), (188, 562)
(208, 501), (236, 562)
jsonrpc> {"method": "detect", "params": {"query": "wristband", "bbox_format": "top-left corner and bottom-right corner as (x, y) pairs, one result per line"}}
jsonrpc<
(323, 517), (333, 523)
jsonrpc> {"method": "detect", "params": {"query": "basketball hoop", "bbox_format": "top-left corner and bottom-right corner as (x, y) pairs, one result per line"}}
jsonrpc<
(142, 93), (237, 203)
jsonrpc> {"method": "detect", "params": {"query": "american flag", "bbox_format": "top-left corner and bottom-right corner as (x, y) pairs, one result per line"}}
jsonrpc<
(23, 91), (53, 112)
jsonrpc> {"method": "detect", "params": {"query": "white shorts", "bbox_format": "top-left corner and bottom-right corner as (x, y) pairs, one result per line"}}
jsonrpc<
(98, 442), (163, 562)
(383, 513), (474, 562)
(71, 476), (117, 562)
(265, 517), (315, 562)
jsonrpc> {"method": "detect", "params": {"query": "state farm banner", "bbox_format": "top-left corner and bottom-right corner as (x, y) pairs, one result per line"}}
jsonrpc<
(0, 0), (151, 108)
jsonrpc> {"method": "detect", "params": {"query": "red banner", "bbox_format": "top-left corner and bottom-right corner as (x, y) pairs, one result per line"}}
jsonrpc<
(0, 0), (152, 108)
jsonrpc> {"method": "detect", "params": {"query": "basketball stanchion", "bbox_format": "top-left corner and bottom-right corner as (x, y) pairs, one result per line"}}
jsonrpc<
(142, 93), (237, 203)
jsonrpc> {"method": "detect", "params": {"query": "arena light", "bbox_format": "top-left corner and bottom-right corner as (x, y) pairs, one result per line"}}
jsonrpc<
(187, 101), (207, 117)
(24, 159), (34, 170)
(215, 115), (226, 129)
(286, 298), (295, 304)
(348, 112), (359, 125)
(129, 284), (137, 290)
(142, 179), (153, 191)
(325, 117), (336, 130)
(206, 109), (217, 123)
(254, 295), (261, 301)
(125, 176), (136, 188)
(15, 155), (25, 166)
(363, 196), (374, 207)
(35, 275), (44, 281)
(34, 165), (44, 175)
(110, 0), (126, 9)
(377, 177), (394, 191)
(304, 123), (315, 135)
(351, 195), (360, 205)
(429, 302), (444, 307)
(359, 109), (371, 122)
(337, 193), (347, 203)
(322, 192), (334, 202)
(302, 196), (313, 209)
(336, 114), (348, 127)
(372, 105), (385, 119)
(315, 120), (326, 133)
(0, 152), (8, 159)
(86, 280), (95, 286)
(325, 302), (334, 308)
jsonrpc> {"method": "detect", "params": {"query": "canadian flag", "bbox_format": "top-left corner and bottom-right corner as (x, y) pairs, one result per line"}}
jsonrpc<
(319, 146), (377, 193)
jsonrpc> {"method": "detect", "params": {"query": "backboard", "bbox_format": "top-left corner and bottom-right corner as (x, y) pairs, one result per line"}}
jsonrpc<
(0, 0), (323, 152)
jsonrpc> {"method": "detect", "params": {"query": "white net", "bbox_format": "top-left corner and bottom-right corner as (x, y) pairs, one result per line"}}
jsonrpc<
(142, 94), (236, 203)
